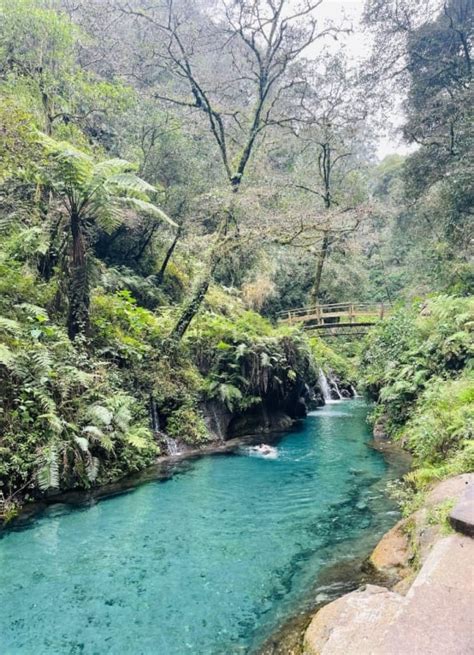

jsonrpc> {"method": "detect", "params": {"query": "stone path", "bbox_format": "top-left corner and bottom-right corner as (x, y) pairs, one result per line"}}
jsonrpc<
(304, 477), (474, 655)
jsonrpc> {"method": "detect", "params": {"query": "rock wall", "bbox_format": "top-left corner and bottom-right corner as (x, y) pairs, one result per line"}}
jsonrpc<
(169, 370), (357, 455)
(199, 377), (312, 443)
(303, 474), (474, 655)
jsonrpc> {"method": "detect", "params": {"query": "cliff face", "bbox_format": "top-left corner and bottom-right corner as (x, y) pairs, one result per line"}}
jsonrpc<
(303, 474), (474, 655)
(170, 369), (358, 454)
(201, 378), (309, 443)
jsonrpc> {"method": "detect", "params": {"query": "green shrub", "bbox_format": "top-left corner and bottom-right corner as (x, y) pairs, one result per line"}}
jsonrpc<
(361, 295), (473, 502)
(309, 336), (356, 381)
(166, 406), (211, 445)
(360, 295), (474, 431)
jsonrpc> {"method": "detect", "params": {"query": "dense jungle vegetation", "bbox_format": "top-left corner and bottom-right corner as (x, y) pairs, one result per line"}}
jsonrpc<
(0, 0), (472, 517)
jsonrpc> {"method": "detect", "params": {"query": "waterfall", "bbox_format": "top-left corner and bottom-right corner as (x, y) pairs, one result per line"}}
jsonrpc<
(210, 403), (225, 441)
(350, 384), (360, 398)
(317, 369), (334, 403)
(164, 435), (180, 456)
(332, 380), (343, 400)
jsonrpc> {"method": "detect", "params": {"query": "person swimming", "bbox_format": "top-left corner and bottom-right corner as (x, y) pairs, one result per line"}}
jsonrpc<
(246, 444), (278, 459)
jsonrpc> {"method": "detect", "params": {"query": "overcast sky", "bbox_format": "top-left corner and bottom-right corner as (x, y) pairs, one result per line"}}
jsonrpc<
(310, 0), (414, 160)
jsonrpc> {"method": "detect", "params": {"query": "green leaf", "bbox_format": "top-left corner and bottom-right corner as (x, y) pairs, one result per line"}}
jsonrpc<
(118, 197), (178, 227)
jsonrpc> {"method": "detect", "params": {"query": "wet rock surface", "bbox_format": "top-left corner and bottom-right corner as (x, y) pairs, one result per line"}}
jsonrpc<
(304, 474), (474, 655)
(369, 519), (411, 581)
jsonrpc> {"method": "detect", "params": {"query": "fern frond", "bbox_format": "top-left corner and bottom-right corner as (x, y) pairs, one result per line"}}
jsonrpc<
(30, 348), (52, 375)
(0, 343), (15, 369)
(107, 172), (156, 194)
(15, 303), (49, 322)
(37, 448), (60, 490)
(93, 159), (137, 178)
(88, 405), (113, 427)
(74, 435), (90, 453)
(0, 316), (21, 333)
(38, 411), (63, 434)
(39, 133), (93, 190)
(82, 425), (104, 440)
(0, 212), (19, 234)
(125, 426), (152, 450)
(118, 197), (178, 227)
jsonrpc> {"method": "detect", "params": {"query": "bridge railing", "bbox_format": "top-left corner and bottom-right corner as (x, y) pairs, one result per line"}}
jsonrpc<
(277, 302), (390, 325)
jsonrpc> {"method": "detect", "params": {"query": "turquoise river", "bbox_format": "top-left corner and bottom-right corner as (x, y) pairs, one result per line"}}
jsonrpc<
(0, 400), (404, 654)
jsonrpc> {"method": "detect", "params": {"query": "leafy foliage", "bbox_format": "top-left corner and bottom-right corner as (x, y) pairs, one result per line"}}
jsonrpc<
(361, 294), (474, 497)
(361, 296), (473, 427)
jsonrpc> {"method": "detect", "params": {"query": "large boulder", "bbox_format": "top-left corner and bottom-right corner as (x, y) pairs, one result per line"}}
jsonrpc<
(303, 585), (404, 655)
(227, 407), (293, 437)
(304, 474), (474, 655)
(369, 473), (474, 584)
(369, 519), (411, 581)
(426, 473), (473, 506)
(304, 534), (474, 655)
(449, 483), (474, 536)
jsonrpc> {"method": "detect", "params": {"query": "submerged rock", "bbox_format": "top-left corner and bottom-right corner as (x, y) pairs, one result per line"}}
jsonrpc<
(372, 414), (390, 442)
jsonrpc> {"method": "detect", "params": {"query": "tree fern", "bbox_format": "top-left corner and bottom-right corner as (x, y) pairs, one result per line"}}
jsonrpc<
(39, 134), (179, 338)
(37, 448), (60, 491)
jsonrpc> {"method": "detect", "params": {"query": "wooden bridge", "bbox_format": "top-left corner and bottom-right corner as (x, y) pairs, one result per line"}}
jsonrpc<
(278, 302), (389, 335)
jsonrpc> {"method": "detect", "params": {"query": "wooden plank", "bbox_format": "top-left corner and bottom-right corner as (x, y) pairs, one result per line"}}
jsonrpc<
(310, 322), (376, 329)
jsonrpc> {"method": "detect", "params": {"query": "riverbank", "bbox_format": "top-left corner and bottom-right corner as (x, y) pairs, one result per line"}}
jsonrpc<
(0, 399), (405, 654)
(3, 430), (292, 527)
(303, 473), (474, 654)
(2, 367), (357, 525)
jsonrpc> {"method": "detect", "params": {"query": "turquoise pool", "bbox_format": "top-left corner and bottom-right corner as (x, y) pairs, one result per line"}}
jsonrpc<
(0, 400), (402, 654)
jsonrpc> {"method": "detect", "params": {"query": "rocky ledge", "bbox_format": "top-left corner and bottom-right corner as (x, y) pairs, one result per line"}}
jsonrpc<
(304, 473), (474, 655)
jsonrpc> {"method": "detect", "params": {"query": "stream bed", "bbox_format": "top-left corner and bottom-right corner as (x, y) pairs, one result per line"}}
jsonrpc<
(0, 400), (406, 654)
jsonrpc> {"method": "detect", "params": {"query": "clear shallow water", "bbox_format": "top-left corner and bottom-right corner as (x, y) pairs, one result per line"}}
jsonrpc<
(0, 400), (403, 655)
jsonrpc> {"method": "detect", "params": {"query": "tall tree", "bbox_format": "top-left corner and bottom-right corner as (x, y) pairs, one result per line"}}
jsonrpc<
(365, 0), (473, 291)
(281, 54), (372, 302)
(41, 136), (177, 339)
(117, 0), (339, 337)
(0, 0), (126, 138)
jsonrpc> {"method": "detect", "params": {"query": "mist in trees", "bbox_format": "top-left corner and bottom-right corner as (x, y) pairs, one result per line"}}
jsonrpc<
(0, 0), (472, 339)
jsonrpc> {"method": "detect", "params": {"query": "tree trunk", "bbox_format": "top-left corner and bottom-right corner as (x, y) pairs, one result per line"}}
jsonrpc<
(170, 236), (225, 342)
(311, 232), (330, 304)
(156, 227), (181, 284)
(170, 272), (213, 341)
(67, 211), (90, 340)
